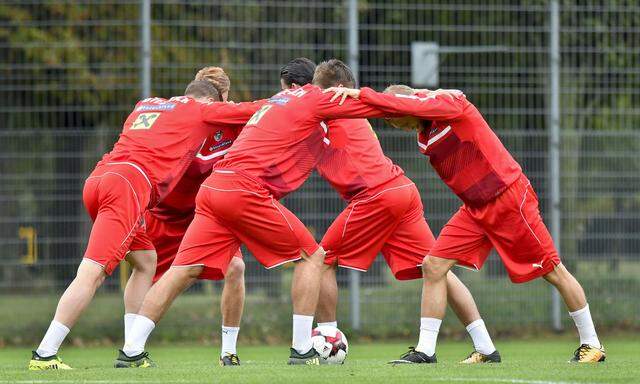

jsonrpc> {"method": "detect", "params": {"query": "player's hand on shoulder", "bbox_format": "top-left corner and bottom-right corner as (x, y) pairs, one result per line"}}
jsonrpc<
(324, 87), (361, 105)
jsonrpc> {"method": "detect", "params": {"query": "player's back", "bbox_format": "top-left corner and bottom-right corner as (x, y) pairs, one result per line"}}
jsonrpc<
(317, 118), (404, 201)
(100, 96), (213, 205)
(215, 84), (327, 199)
(417, 96), (522, 205)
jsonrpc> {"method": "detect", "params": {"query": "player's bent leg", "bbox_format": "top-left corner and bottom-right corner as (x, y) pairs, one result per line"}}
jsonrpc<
(122, 250), (156, 350)
(315, 263), (339, 325)
(124, 250), (157, 314)
(445, 272), (501, 363)
(543, 263), (605, 363)
(220, 256), (245, 366)
(115, 265), (203, 368)
(390, 256), (455, 365)
(29, 260), (107, 370)
(289, 247), (329, 365)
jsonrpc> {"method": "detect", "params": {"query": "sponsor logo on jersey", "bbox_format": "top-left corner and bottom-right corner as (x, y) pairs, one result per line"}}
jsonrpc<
(214, 130), (223, 141)
(209, 139), (233, 151)
(136, 103), (176, 112)
(131, 113), (161, 130)
(268, 96), (291, 105)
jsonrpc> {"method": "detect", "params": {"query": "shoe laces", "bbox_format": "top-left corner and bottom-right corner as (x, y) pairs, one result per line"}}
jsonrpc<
(573, 344), (591, 359)
(223, 353), (239, 364)
(464, 351), (483, 363)
(400, 347), (418, 359)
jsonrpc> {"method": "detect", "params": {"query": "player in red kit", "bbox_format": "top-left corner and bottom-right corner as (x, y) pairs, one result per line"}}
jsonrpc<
(29, 80), (263, 370)
(121, 60), (400, 366)
(125, 67), (246, 367)
(328, 85), (604, 364)
(281, 59), (500, 363)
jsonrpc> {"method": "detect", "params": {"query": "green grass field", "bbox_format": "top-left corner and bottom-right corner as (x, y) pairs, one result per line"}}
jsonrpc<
(2, 339), (638, 384)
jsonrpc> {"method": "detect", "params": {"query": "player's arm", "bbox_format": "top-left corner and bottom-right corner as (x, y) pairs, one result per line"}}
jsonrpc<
(313, 91), (393, 120)
(200, 99), (267, 125)
(329, 87), (465, 121)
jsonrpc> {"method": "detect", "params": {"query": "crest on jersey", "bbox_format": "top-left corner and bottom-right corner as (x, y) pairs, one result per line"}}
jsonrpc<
(214, 130), (223, 142)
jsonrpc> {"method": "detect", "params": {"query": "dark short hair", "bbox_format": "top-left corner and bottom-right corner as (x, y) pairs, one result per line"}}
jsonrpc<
(280, 57), (316, 87)
(312, 59), (356, 89)
(184, 80), (220, 99)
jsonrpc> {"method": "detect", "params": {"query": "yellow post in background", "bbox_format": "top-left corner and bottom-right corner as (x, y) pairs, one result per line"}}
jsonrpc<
(19, 226), (38, 265)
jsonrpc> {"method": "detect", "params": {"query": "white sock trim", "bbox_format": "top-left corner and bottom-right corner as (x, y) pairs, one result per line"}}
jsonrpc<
(568, 304), (589, 317)
(317, 321), (338, 328)
(465, 319), (484, 332)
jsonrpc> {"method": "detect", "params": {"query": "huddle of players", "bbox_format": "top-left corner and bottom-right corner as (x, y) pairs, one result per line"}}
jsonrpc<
(28, 58), (605, 370)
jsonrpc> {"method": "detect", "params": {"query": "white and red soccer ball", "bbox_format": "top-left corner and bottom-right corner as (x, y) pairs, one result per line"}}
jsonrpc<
(311, 325), (349, 364)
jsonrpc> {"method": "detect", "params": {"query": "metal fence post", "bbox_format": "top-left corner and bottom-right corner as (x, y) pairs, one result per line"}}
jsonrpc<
(346, 0), (361, 330)
(549, 0), (563, 331)
(140, 0), (152, 99)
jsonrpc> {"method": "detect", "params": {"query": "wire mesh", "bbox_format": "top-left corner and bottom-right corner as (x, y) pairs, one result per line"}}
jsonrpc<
(0, 1), (638, 339)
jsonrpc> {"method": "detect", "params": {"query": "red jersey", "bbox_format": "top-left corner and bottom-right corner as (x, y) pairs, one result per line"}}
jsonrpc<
(316, 119), (404, 201)
(359, 87), (522, 206)
(98, 96), (262, 206)
(214, 84), (388, 199)
(150, 124), (242, 221)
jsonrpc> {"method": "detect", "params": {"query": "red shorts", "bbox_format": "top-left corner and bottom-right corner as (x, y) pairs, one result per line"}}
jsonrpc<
(321, 176), (435, 280)
(82, 163), (152, 275)
(174, 170), (320, 280)
(429, 174), (561, 283)
(129, 211), (242, 282)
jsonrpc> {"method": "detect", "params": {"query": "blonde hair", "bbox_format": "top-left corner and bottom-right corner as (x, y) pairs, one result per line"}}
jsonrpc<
(383, 84), (415, 95)
(194, 66), (230, 98)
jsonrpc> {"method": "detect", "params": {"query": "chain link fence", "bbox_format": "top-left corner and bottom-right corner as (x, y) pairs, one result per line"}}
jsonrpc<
(1, 1), (638, 343)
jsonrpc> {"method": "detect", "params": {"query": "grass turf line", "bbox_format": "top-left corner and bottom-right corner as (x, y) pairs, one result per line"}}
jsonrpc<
(2, 340), (638, 384)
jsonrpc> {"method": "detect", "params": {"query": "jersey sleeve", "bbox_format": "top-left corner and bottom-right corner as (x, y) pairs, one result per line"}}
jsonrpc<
(359, 87), (465, 120)
(200, 99), (266, 125)
(314, 91), (391, 120)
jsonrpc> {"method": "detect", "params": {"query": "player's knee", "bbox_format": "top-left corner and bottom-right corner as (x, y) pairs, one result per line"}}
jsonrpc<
(305, 247), (326, 266)
(226, 257), (245, 282)
(543, 263), (568, 286)
(422, 256), (449, 280)
(128, 250), (157, 274)
(170, 265), (202, 280)
(77, 259), (107, 287)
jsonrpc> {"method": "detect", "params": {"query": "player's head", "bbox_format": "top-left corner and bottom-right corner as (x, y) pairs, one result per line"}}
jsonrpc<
(382, 84), (423, 132)
(184, 80), (220, 102)
(280, 57), (316, 90)
(312, 59), (356, 89)
(194, 66), (230, 101)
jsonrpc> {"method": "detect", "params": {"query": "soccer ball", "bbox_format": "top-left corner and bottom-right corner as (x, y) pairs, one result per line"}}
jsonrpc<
(311, 325), (349, 364)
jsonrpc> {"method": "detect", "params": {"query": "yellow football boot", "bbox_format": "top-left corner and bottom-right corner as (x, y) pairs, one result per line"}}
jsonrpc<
(29, 351), (72, 370)
(570, 344), (606, 363)
(460, 350), (502, 364)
